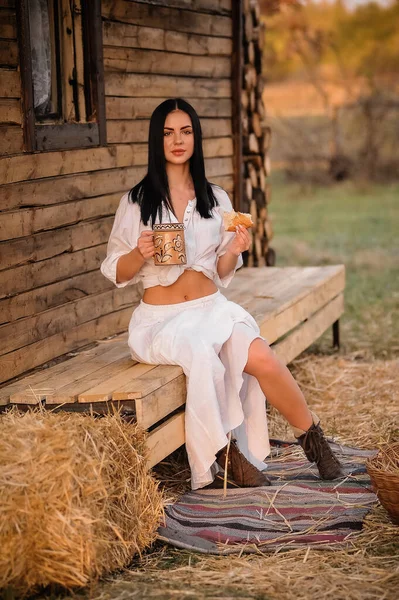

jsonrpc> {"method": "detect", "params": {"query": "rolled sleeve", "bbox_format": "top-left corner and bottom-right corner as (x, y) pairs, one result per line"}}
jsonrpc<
(100, 193), (142, 288)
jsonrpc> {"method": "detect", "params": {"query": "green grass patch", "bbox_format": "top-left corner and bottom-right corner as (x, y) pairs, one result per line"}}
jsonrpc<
(268, 175), (399, 359)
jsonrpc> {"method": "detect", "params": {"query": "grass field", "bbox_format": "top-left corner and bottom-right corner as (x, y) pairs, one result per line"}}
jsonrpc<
(268, 175), (399, 361)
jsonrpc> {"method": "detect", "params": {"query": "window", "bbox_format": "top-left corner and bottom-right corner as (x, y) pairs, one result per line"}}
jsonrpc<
(17, 0), (106, 152)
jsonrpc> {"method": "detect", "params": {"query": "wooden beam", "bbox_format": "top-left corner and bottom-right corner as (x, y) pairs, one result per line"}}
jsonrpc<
(146, 411), (186, 469)
(231, 0), (243, 211)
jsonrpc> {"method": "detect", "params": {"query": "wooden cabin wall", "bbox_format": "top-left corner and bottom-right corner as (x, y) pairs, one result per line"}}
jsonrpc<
(0, 0), (235, 384)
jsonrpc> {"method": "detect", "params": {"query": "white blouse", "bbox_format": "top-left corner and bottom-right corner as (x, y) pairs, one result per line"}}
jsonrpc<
(100, 185), (243, 290)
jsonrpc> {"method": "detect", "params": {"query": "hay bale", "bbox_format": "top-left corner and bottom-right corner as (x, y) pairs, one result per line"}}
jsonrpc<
(0, 408), (164, 595)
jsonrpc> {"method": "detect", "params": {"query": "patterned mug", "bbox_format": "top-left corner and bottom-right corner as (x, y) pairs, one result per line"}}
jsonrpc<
(153, 223), (187, 266)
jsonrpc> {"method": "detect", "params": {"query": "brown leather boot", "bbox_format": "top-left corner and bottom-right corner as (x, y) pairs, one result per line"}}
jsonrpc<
(295, 419), (344, 480)
(216, 440), (272, 487)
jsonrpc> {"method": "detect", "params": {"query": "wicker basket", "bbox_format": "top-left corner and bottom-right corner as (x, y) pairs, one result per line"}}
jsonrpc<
(366, 442), (399, 525)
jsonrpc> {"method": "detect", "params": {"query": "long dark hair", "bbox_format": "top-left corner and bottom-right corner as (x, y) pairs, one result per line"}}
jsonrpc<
(128, 98), (220, 226)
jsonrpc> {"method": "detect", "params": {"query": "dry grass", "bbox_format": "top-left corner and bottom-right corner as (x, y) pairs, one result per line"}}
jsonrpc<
(0, 409), (164, 596)
(56, 353), (398, 600)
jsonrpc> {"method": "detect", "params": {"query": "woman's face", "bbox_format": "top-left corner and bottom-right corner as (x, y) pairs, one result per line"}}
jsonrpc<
(163, 109), (194, 165)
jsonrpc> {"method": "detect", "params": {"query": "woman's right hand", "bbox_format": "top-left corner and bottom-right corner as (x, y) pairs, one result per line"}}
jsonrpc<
(137, 230), (155, 260)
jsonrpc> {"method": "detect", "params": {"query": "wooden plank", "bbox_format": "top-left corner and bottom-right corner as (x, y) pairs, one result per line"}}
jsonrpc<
(0, 125), (23, 155)
(106, 97), (232, 119)
(105, 73), (231, 98)
(116, 0), (231, 13)
(45, 356), (136, 404)
(0, 334), (128, 404)
(260, 267), (346, 343)
(146, 411), (186, 469)
(60, 0), (75, 121)
(0, 165), (146, 210)
(0, 270), (114, 324)
(0, 98), (21, 124)
(209, 174), (233, 193)
(0, 216), (114, 270)
(273, 294), (345, 365)
(102, 1), (232, 37)
(1, 192), (121, 241)
(104, 47), (231, 78)
(0, 307), (132, 383)
(10, 342), (132, 404)
(134, 373), (186, 430)
(113, 364), (184, 400)
(103, 21), (232, 55)
(0, 244), (106, 299)
(78, 362), (157, 403)
(0, 68), (20, 97)
(0, 39), (18, 67)
(105, 119), (231, 144)
(0, 10), (16, 38)
(205, 156), (233, 177)
(0, 143), (148, 185)
(0, 285), (138, 355)
(0, 142), (230, 187)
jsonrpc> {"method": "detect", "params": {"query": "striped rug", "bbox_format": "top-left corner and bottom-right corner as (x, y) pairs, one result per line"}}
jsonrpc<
(158, 441), (378, 554)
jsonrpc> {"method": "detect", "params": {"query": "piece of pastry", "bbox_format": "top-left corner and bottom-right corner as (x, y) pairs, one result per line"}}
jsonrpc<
(223, 210), (253, 232)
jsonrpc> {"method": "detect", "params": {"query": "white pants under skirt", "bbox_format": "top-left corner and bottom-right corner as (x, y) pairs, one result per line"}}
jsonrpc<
(128, 290), (271, 490)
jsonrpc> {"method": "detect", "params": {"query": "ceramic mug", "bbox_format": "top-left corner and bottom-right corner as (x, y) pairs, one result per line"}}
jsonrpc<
(153, 223), (187, 266)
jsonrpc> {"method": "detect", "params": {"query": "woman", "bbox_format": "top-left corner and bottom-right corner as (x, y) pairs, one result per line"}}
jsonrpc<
(101, 98), (343, 490)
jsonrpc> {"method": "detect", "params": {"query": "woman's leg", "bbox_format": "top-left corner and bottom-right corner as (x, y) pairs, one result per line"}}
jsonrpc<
(243, 338), (313, 431)
(243, 337), (343, 480)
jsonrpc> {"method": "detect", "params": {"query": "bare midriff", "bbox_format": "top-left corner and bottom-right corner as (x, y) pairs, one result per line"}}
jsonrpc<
(142, 269), (218, 305)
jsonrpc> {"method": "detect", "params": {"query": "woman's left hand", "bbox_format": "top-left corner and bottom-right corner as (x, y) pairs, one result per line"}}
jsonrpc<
(226, 224), (251, 256)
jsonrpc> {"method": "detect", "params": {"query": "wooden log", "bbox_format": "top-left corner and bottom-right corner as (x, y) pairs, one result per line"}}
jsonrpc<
(0, 216), (114, 270)
(247, 41), (255, 65)
(245, 177), (252, 201)
(0, 271), (115, 324)
(261, 126), (272, 153)
(103, 21), (232, 56)
(102, 1), (232, 37)
(1, 245), (106, 299)
(259, 166), (266, 192)
(0, 165), (146, 210)
(243, 64), (256, 90)
(107, 119), (232, 144)
(104, 47), (231, 78)
(0, 125), (23, 155)
(106, 96), (232, 119)
(0, 98), (21, 124)
(0, 68), (20, 97)
(252, 112), (262, 137)
(244, 11), (253, 42)
(105, 72), (231, 98)
(253, 186), (266, 210)
(0, 39), (18, 68)
(250, 88), (256, 112)
(0, 308), (133, 383)
(0, 11), (16, 38)
(247, 162), (258, 188)
(248, 132), (259, 153)
(241, 89), (249, 111)
(0, 285), (135, 368)
(0, 143), (148, 185)
(0, 192), (121, 241)
(264, 153), (271, 176)
(250, 199), (257, 228)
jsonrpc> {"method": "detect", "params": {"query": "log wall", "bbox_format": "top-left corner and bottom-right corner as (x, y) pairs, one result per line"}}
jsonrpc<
(0, 0), (238, 384)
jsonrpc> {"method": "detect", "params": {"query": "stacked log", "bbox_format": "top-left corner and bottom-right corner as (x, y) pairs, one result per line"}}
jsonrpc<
(242, 0), (275, 267)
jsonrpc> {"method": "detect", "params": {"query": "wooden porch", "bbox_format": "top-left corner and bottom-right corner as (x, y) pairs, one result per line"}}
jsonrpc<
(0, 265), (345, 468)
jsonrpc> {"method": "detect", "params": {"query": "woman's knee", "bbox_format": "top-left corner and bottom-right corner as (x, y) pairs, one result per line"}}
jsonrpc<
(244, 338), (281, 377)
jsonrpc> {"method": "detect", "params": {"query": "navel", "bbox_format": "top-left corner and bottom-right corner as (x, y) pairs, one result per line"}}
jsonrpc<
(184, 295), (189, 301)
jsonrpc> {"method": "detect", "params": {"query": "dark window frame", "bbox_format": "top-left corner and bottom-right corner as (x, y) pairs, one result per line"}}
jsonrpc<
(16, 0), (106, 152)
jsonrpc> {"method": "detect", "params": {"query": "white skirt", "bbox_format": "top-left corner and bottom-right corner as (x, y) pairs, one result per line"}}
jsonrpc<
(128, 290), (271, 490)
